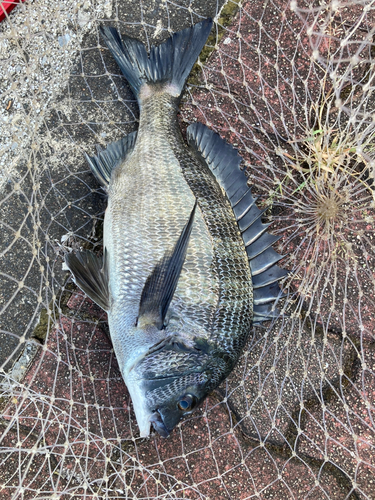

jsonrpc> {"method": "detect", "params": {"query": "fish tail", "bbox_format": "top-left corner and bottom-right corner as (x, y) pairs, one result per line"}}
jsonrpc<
(100, 19), (213, 102)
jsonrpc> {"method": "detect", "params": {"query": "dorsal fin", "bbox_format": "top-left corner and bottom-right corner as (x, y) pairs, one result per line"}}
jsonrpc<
(138, 200), (197, 330)
(85, 131), (137, 188)
(187, 123), (287, 324)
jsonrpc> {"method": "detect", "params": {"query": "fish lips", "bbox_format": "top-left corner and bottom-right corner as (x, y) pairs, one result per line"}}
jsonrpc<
(150, 406), (186, 438)
(150, 411), (170, 438)
(143, 377), (178, 437)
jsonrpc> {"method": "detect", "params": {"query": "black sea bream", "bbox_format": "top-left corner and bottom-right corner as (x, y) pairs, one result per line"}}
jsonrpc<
(65, 19), (287, 437)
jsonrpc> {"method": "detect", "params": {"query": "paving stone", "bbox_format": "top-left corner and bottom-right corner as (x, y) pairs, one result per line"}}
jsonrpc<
(2, 316), (132, 497)
(214, 317), (354, 449)
(298, 347), (375, 499)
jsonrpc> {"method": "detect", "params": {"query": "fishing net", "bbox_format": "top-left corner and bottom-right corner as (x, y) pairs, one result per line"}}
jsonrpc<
(1, 0), (374, 498)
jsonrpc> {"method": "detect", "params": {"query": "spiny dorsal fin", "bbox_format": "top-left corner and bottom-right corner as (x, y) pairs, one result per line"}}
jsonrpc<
(187, 122), (288, 323)
(65, 249), (109, 311)
(138, 200), (197, 330)
(85, 131), (137, 188)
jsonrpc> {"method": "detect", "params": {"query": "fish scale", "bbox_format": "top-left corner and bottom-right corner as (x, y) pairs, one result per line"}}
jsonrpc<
(65, 19), (286, 437)
(173, 141), (253, 353)
(107, 94), (220, 346)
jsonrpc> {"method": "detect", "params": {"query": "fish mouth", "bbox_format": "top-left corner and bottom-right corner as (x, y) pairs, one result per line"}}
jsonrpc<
(150, 411), (170, 438)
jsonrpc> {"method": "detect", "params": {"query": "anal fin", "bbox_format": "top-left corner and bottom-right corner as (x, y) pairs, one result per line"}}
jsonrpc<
(85, 131), (137, 188)
(65, 250), (109, 311)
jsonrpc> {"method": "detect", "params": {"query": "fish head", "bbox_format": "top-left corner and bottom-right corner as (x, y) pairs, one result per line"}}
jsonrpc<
(127, 336), (218, 437)
(145, 371), (210, 437)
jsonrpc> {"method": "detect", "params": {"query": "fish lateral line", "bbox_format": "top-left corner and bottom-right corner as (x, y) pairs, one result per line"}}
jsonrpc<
(137, 199), (198, 330)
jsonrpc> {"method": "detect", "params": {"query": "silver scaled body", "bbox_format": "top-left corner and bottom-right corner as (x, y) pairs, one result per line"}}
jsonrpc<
(104, 89), (253, 435)
(64, 20), (285, 437)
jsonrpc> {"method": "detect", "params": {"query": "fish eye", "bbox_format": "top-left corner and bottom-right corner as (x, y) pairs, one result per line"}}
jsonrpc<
(177, 394), (197, 412)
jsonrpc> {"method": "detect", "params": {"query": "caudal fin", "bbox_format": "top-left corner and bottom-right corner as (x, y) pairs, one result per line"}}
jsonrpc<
(100, 19), (213, 101)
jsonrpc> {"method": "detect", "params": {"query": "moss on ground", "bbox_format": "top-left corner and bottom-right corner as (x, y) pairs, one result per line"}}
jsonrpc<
(187, 0), (241, 87)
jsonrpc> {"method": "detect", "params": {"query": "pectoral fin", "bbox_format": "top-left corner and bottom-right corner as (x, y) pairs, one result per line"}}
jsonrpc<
(65, 249), (109, 310)
(138, 200), (197, 330)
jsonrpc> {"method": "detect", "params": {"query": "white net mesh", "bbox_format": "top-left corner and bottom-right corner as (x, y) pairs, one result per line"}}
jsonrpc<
(1, 0), (374, 498)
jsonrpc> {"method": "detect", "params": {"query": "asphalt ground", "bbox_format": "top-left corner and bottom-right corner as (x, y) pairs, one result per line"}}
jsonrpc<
(0, 0), (224, 374)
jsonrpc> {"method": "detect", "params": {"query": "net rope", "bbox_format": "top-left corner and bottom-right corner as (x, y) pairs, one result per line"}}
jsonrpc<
(0, 0), (374, 498)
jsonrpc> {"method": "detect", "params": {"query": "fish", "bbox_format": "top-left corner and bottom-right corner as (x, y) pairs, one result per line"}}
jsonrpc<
(65, 19), (287, 438)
